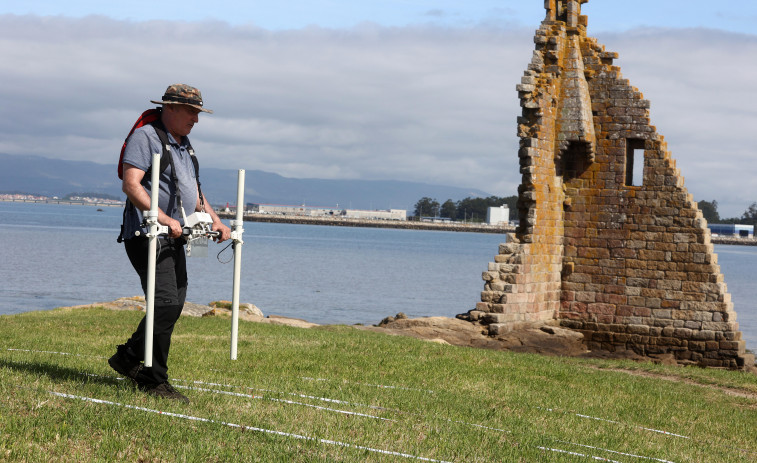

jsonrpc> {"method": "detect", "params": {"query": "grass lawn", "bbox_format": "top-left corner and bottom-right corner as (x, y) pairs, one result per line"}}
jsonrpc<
(1, 307), (756, 462)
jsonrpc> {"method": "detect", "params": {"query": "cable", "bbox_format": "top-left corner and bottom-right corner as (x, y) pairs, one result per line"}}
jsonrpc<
(216, 241), (234, 264)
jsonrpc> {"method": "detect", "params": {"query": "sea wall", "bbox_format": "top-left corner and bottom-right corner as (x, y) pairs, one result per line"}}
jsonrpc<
(217, 212), (512, 234)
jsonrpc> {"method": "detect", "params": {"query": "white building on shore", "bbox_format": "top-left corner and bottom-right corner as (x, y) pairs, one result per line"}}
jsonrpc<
(248, 203), (406, 221)
(486, 205), (509, 225)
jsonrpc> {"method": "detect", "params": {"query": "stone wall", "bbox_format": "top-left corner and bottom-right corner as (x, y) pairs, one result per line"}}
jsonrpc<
(470, 0), (753, 369)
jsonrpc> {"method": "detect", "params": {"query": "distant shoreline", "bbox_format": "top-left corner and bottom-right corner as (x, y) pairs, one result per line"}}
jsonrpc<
(217, 211), (514, 234)
(217, 212), (757, 243)
(0, 198), (124, 207)
(5, 199), (756, 243)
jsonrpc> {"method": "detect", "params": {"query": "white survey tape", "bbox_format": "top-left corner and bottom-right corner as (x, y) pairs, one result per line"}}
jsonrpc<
(187, 376), (681, 462)
(48, 391), (450, 463)
(554, 440), (677, 463)
(174, 383), (394, 422)
(7, 348), (745, 461)
(177, 381), (515, 434)
(178, 378), (385, 410)
(538, 446), (623, 463)
(302, 376), (435, 394)
(179, 379), (509, 434)
(6, 348), (106, 359)
(538, 406), (690, 439)
(127, 376), (677, 463)
(80, 372), (392, 422)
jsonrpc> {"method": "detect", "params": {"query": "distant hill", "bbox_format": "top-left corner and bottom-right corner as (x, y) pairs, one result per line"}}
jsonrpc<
(0, 153), (494, 211)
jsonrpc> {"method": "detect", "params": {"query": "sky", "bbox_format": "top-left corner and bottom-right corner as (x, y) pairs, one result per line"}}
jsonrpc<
(1, 1), (756, 216)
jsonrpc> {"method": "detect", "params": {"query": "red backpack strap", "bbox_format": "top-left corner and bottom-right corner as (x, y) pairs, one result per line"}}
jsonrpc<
(118, 108), (162, 179)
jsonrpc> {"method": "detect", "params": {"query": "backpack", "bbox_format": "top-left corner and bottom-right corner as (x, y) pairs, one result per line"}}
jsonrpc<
(117, 107), (204, 242)
(118, 108), (161, 179)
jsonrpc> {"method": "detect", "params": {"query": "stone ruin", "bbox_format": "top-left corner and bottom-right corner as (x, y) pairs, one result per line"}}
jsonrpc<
(464, 0), (754, 369)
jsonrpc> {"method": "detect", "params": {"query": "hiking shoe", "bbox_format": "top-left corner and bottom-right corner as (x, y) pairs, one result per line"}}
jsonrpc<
(108, 345), (142, 384)
(140, 382), (190, 404)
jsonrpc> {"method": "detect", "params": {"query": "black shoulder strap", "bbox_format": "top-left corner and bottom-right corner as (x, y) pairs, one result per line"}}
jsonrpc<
(186, 145), (204, 210)
(148, 120), (205, 210)
(145, 120), (173, 181)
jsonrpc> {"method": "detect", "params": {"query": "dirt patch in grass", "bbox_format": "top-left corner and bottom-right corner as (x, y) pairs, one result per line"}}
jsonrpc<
(587, 366), (757, 403)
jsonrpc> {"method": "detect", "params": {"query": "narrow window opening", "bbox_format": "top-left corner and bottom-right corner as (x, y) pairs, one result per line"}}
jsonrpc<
(561, 141), (590, 181)
(625, 139), (645, 186)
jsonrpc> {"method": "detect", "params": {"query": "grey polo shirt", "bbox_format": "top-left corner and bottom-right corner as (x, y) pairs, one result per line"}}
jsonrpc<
(121, 124), (199, 240)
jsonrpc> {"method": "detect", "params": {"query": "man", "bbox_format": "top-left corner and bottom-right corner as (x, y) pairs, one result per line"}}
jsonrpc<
(109, 84), (231, 403)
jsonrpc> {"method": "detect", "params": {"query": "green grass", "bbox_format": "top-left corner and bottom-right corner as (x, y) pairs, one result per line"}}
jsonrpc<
(1, 307), (756, 462)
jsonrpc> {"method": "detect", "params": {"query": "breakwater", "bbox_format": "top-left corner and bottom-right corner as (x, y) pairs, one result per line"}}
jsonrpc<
(710, 236), (757, 246)
(218, 212), (757, 244)
(217, 212), (513, 234)
(217, 212), (757, 242)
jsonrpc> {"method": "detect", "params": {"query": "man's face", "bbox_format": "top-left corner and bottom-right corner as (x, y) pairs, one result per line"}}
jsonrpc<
(163, 104), (202, 138)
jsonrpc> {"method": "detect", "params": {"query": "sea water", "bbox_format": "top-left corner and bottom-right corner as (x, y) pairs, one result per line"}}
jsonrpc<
(0, 201), (755, 349)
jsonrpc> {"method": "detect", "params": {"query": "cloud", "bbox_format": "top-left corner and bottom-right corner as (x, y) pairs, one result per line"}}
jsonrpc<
(424, 9), (446, 18)
(0, 15), (528, 197)
(594, 28), (757, 216)
(0, 15), (755, 217)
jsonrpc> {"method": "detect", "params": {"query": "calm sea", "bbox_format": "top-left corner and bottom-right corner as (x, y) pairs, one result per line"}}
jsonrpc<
(1, 201), (755, 349)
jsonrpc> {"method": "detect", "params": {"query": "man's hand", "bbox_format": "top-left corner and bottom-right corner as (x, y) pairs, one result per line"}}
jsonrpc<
(213, 221), (232, 243)
(197, 193), (232, 243)
(165, 217), (183, 238)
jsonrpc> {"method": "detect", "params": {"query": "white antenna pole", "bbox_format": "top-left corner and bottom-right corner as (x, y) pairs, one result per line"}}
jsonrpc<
(143, 151), (162, 368)
(230, 169), (245, 360)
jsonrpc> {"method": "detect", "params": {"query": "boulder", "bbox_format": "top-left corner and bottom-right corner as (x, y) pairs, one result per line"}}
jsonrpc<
(369, 315), (590, 356)
(202, 302), (265, 321)
(262, 315), (319, 329)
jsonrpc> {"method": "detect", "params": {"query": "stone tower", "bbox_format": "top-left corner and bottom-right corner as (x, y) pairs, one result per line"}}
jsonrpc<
(471, 0), (753, 368)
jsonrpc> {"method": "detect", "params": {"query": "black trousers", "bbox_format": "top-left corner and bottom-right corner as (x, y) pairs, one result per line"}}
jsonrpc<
(122, 236), (187, 385)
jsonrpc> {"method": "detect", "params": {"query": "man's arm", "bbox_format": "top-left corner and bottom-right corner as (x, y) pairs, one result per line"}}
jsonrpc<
(122, 163), (183, 238)
(196, 191), (232, 242)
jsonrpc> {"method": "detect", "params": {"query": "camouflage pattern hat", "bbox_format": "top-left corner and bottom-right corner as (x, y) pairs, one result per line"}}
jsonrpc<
(150, 83), (213, 113)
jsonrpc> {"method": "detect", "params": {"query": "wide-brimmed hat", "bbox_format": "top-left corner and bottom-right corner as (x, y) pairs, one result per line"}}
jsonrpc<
(150, 83), (213, 113)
